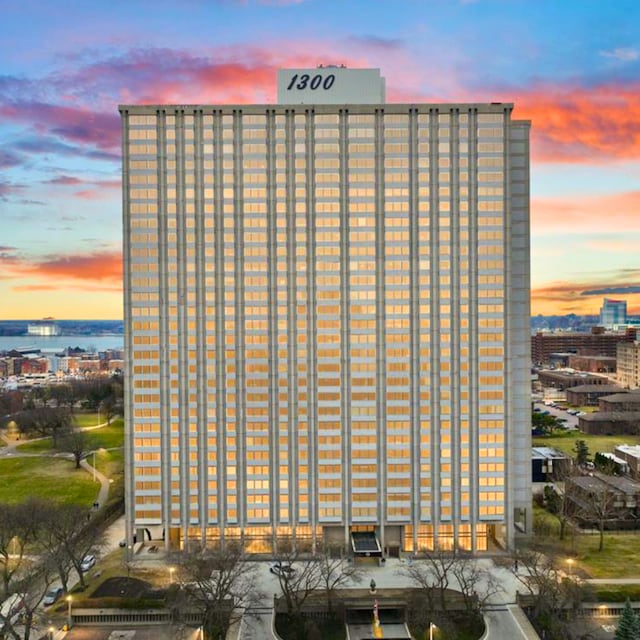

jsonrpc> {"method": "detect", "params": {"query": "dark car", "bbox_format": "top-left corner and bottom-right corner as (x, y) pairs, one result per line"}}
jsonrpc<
(269, 562), (296, 577)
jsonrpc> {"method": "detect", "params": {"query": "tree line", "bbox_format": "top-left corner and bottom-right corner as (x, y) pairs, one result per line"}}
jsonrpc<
(0, 376), (123, 465)
(0, 499), (104, 640)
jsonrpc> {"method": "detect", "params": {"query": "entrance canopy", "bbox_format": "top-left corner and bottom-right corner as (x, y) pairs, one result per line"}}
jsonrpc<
(351, 531), (382, 555)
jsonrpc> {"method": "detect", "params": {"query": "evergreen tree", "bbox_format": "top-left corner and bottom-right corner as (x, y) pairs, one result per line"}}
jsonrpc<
(615, 599), (639, 640)
(633, 608), (640, 639)
(573, 439), (590, 466)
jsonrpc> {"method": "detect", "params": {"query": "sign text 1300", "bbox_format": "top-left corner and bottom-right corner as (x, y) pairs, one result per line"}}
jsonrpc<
(286, 73), (336, 91)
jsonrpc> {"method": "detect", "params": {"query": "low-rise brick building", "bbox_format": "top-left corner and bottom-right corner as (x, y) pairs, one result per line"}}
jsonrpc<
(565, 472), (640, 530)
(599, 391), (640, 412)
(537, 369), (612, 391)
(578, 411), (640, 435)
(568, 354), (617, 374)
(566, 384), (624, 406)
(532, 327), (636, 366)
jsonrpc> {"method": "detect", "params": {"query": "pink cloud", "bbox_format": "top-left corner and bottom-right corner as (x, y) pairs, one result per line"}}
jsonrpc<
(74, 189), (102, 199)
(532, 190), (640, 234)
(0, 102), (120, 151)
(3, 43), (639, 167)
(45, 175), (83, 185)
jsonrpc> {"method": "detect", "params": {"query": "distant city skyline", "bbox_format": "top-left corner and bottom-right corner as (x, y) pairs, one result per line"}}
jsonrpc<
(1, 0), (639, 319)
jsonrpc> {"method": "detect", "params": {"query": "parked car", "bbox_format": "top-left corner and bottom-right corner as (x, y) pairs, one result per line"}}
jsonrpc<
(269, 562), (295, 578)
(0, 593), (25, 632)
(80, 554), (96, 572)
(43, 587), (64, 606)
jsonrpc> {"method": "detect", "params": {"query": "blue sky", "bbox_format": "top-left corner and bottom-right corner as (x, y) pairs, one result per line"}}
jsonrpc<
(1, 0), (639, 318)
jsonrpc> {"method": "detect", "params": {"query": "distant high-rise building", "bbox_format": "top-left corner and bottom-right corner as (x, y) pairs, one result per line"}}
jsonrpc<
(120, 68), (531, 555)
(600, 298), (627, 328)
(27, 317), (60, 336)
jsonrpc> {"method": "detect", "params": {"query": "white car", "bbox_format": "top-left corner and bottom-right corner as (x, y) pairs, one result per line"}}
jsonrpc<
(80, 554), (96, 572)
(43, 587), (64, 606)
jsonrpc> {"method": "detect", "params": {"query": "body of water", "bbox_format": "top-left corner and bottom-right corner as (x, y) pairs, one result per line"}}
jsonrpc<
(0, 335), (124, 354)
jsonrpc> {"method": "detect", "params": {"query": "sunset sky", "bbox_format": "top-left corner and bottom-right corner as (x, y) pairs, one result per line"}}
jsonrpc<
(1, 0), (639, 319)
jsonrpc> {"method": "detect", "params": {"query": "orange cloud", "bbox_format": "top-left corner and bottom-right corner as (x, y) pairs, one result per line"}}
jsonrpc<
(513, 83), (640, 163)
(532, 190), (640, 234)
(532, 281), (640, 316)
(2, 250), (123, 286)
(30, 252), (122, 282)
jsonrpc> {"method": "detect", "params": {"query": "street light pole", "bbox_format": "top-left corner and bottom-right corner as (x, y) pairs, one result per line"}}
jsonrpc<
(66, 595), (72, 630)
(92, 450), (96, 482)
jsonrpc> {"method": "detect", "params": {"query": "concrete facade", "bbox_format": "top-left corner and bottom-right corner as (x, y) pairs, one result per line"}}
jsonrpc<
(120, 70), (531, 554)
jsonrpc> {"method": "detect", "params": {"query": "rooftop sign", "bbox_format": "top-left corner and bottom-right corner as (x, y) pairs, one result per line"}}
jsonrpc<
(277, 67), (386, 105)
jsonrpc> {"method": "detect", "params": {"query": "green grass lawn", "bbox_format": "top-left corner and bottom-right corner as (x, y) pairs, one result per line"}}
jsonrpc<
(84, 417), (124, 450)
(533, 431), (640, 457)
(75, 412), (100, 427)
(14, 437), (53, 453)
(94, 446), (124, 478)
(0, 457), (99, 506)
(534, 504), (640, 579)
(573, 533), (640, 578)
(15, 417), (124, 454)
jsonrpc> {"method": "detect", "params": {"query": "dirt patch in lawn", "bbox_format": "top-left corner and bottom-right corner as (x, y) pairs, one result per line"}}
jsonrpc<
(90, 577), (161, 599)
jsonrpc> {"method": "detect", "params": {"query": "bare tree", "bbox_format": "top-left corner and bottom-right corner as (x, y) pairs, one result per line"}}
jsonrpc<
(449, 553), (504, 617)
(511, 543), (586, 638)
(99, 396), (116, 424)
(400, 548), (458, 611)
(0, 500), (45, 599)
(48, 383), (76, 411)
(1, 557), (58, 640)
(316, 546), (362, 613)
(171, 544), (262, 640)
(58, 426), (89, 469)
(34, 504), (76, 593)
(0, 391), (23, 418)
(24, 385), (50, 409)
(543, 482), (578, 542)
(567, 475), (628, 552)
(272, 548), (323, 622)
(37, 503), (104, 589)
(13, 407), (73, 447)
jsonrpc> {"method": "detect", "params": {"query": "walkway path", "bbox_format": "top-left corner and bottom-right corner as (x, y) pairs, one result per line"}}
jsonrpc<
(1, 423), (114, 507)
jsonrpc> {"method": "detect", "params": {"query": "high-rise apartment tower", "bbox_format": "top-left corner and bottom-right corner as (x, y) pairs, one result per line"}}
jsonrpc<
(120, 68), (531, 554)
(600, 298), (627, 329)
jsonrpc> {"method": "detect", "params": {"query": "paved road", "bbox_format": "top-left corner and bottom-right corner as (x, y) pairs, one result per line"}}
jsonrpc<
(533, 401), (579, 430)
